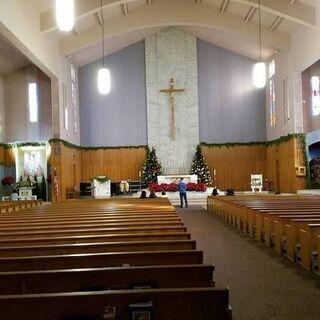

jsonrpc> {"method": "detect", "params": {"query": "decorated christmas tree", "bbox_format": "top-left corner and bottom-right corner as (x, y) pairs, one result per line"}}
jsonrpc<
(190, 145), (212, 184)
(141, 146), (162, 187)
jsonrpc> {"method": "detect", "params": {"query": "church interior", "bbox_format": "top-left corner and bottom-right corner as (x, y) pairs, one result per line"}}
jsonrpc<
(1, 0), (320, 319)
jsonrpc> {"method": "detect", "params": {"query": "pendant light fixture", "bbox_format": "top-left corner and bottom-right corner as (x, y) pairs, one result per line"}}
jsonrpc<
(97, 0), (111, 95)
(253, 0), (266, 88)
(55, 0), (74, 32)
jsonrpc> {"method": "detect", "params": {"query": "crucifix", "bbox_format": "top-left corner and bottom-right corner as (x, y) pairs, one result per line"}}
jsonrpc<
(160, 78), (185, 140)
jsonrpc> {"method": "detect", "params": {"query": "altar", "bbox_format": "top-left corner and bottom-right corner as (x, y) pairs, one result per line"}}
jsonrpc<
(157, 174), (197, 184)
(92, 177), (111, 199)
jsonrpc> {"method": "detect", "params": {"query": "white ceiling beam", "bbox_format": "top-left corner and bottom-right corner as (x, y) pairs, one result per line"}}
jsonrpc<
(60, 0), (290, 56)
(96, 12), (103, 26)
(220, 0), (229, 14)
(244, 7), (256, 23)
(40, 0), (141, 33)
(231, 0), (315, 27)
(122, 3), (129, 16)
(72, 27), (80, 36)
(268, 16), (283, 32)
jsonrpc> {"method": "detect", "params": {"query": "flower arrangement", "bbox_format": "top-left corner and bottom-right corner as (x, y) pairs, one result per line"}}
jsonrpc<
(148, 182), (207, 192)
(186, 182), (207, 192)
(1, 176), (15, 186)
(149, 182), (178, 192)
(90, 176), (110, 184)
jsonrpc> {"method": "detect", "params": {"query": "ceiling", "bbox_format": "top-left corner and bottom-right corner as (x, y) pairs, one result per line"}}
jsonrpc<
(0, 0), (317, 73)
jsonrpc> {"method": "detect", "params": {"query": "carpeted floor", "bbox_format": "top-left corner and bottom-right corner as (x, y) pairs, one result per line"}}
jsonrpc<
(177, 205), (320, 320)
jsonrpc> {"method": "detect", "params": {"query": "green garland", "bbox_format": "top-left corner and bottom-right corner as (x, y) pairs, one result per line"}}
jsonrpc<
(200, 141), (265, 148)
(90, 176), (110, 183)
(49, 138), (148, 151)
(200, 133), (306, 148)
(2, 141), (48, 149)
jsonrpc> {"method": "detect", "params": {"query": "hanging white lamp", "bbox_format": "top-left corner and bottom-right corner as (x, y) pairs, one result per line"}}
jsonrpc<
(253, 62), (266, 88)
(253, 0), (266, 88)
(98, 68), (111, 94)
(55, 0), (74, 32)
(97, 0), (111, 95)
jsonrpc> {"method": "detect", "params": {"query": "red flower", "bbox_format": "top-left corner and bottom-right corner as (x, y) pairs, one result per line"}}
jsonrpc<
(148, 182), (206, 192)
(2, 176), (14, 186)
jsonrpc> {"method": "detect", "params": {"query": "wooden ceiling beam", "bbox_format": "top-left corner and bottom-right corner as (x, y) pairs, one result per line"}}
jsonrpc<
(220, 0), (229, 14)
(40, 0), (141, 33)
(244, 7), (256, 23)
(232, 0), (315, 27)
(60, 0), (290, 56)
(122, 3), (129, 16)
(268, 16), (283, 32)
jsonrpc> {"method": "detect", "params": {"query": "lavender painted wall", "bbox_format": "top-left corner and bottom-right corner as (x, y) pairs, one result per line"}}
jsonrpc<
(197, 39), (266, 143)
(79, 38), (266, 146)
(78, 41), (147, 147)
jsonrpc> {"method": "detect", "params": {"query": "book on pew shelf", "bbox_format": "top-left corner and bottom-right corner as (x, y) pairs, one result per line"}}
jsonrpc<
(64, 315), (99, 320)
(130, 281), (155, 289)
(102, 306), (116, 319)
(129, 301), (153, 320)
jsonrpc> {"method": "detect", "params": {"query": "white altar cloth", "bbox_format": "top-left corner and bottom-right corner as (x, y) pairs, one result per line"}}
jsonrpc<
(92, 178), (111, 199)
(157, 174), (197, 184)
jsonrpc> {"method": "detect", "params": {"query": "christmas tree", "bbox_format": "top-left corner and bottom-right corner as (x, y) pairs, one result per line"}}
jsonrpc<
(141, 146), (162, 187)
(190, 145), (212, 184)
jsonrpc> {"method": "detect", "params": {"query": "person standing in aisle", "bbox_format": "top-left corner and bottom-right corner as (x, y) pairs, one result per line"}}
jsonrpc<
(177, 178), (188, 208)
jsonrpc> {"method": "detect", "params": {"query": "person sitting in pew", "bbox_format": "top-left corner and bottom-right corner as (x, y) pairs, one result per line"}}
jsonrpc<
(149, 191), (157, 198)
(11, 189), (19, 201)
(140, 190), (147, 198)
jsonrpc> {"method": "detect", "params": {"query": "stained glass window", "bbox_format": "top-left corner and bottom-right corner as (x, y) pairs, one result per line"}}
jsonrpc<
(311, 76), (320, 116)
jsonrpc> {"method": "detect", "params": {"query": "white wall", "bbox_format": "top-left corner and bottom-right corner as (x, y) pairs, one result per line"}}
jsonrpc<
(268, 2), (320, 140)
(0, 76), (5, 141)
(0, 0), (80, 144)
(4, 69), (27, 141)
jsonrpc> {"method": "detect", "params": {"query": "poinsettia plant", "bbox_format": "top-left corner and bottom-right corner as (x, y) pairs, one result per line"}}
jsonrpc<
(1, 176), (15, 186)
(148, 182), (207, 192)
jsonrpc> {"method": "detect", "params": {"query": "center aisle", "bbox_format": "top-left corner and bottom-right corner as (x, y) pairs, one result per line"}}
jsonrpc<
(176, 205), (320, 320)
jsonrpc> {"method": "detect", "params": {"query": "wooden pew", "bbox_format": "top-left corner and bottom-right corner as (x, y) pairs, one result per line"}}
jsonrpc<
(0, 264), (215, 294)
(0, 225), (188, 239)
(0, 231), (191, 246)
(0, 198), (233, 320)
(0, 218), (183, 232)
(0, 287), (231, 320)
(0, 239), (197, 257)
(0, 250), (204, 271)
(0, 213), (179, 225)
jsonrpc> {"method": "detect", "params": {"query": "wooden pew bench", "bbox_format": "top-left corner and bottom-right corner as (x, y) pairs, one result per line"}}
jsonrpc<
(0, 264), (215, 294)
(271, 215), (320, 254)
(283, 221), (320, 270)
(0, 225), (188, 239)
(0, 250), (204, 271)
(0, 287), (231, 320)
(0, 239), (197, 257)
(0, 217), (183, 231)
(261, 212), (320, 247)
(0, 212), (179, 225)
(0, 231), (191, 246)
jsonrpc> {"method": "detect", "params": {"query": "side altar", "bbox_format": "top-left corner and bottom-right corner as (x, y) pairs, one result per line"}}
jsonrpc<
(157, 174), (197, 184)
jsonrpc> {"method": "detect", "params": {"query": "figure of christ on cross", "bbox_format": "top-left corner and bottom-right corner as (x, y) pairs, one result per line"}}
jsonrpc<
(160, 78), (185, 140)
